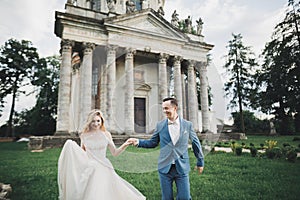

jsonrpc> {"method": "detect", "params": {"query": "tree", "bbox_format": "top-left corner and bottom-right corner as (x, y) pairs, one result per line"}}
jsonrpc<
(255, 0), (300, 134)
(223, 33), (257, 133)
(14, 55), (60, 136)
(0, 39), (39, 137)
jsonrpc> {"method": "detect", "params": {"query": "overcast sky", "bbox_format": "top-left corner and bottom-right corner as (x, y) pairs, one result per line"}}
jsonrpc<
(0, 0), (287, 125)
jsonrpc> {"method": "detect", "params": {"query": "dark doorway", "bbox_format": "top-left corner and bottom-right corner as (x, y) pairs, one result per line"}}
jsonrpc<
(134, 97), (146, 133)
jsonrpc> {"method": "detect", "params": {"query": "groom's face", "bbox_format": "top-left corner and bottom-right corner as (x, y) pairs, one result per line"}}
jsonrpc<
(162, 100), (177, 120)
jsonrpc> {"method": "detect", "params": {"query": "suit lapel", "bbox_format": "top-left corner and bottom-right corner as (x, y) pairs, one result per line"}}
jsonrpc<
(162, 119), (172, 142)
(177, 117), (185, 144)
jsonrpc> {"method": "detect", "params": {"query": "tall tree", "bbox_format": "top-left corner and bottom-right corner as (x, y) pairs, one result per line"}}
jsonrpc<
(0, 39), (39, 137)
(31, 55), (60, 135)
(223, 33), (257, 133)
(255, 0), (300, 134)
(13, 55), (60, 136)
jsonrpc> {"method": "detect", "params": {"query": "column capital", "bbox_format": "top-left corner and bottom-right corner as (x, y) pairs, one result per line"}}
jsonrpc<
(107, 45), (118, 51)
(61, 39), (74, 51)
(197, 61), (207, 71)
(83, 42), (95, 53)
(187, 60), (197, 68)
(159, 53), (169, 63)
(125, 48), (136, 59)
(174, 55), (183, 63)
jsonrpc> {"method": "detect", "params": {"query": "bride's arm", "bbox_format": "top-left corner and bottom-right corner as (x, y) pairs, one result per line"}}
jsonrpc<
(106, 131), (131, 156)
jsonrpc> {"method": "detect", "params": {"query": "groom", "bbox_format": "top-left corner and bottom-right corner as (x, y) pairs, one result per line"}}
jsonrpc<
(129, 97), (204, 200)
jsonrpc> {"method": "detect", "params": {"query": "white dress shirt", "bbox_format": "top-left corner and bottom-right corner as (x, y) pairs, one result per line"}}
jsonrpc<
(168, 117), (180, 145)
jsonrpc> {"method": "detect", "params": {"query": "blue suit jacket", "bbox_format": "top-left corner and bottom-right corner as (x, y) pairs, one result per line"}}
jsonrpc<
(138, 117), (204, 174)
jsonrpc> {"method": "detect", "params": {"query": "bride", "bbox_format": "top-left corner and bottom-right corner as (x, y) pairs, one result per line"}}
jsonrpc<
(58, 109), (146, 200)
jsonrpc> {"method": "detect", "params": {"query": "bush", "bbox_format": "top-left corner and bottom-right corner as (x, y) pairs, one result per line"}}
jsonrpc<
(282, 146), (298, 163)
(230, 141), (237, 153)
(250, 147), (258, 157)
(293, 137), (300, 141)
(235, 147), (243, 156)
(265, 140), (277, 149)
(266, 147), (282, 159)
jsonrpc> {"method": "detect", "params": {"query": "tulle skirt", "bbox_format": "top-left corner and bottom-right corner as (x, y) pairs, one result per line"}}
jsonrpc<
(58, 140), (146, 200)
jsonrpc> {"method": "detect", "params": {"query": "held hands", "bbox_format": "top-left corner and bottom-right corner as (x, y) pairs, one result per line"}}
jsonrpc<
(124, 139), (133, 147)
(127, 138), (139, 146)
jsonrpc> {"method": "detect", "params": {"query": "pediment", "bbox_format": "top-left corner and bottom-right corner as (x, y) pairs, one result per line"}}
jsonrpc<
(104, 9), (186, 41)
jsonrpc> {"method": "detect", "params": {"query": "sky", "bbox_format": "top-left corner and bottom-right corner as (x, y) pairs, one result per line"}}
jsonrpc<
(0, 0), (287, 126)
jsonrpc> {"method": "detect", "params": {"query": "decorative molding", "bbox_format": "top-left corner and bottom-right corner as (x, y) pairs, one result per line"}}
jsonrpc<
(135, 83), (151, 91)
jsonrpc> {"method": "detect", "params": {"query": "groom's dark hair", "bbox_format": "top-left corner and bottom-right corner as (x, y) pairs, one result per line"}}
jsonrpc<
(163, 97), (178, 107)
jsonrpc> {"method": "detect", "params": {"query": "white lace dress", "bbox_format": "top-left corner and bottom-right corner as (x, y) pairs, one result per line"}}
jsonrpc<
(58, 132), (146, 200)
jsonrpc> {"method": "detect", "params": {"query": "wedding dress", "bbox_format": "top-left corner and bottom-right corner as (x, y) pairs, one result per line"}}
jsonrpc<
(58, 132), (146, 200)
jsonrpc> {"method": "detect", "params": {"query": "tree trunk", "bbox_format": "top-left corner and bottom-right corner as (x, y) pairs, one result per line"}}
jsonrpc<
(6, 82), (17, 137)
(237, 69), (245, 133)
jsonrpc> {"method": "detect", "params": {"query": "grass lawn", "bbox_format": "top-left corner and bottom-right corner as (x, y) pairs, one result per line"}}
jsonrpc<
(0, 135), (299, 200)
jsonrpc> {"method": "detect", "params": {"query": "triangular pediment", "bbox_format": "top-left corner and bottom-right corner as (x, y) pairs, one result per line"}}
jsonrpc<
(104, 9), (187, 41)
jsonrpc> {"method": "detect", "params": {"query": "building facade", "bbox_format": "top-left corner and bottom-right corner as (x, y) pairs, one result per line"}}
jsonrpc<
(54, 0), (214, 135)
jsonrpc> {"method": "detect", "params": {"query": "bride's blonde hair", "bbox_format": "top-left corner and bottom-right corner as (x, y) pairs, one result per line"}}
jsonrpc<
(82, 109), (106, 133)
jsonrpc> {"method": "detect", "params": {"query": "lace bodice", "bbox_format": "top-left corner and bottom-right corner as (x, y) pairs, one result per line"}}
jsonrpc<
(80, 131), (113, 167)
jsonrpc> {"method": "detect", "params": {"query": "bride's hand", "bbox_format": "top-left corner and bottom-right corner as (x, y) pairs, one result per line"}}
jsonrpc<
(124, 139), (133, 146)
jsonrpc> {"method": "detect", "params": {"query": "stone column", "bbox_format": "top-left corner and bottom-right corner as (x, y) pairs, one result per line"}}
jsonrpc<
(56, 39), (73, 135)
(100, 64), (107, 118)
(125, 48), (136, 134)
(181, 73), (187, 119)
(79, 43), (95, 129)
(159, 53), (169, 119)
(188, 60), (199, 132)
(173, 56), (183, 117)
(199, 62), (210, 132)
(106, 45), (117, 133)
(70, 65), (80, 134)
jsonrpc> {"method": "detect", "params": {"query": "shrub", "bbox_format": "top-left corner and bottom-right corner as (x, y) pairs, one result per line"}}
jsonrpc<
(230, 141), (237, 153)
(282, 146), (298, 163)
(215, 142), (222, 147)
(235, 147), (243, 156)
(250, 147), (258, 157)
(293, 136), (300, 141)
(265, 147), (282, 159)
(265, 140), (277, 149)
(283, 143), (290, 147)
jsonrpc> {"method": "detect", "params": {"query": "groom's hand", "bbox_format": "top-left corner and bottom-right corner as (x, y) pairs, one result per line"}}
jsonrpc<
(128, 138), (138, 146)
(194, 166), (204, 175)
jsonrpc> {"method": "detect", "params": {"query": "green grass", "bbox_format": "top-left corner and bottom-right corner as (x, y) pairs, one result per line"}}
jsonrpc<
(0, 135), (300, 200)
